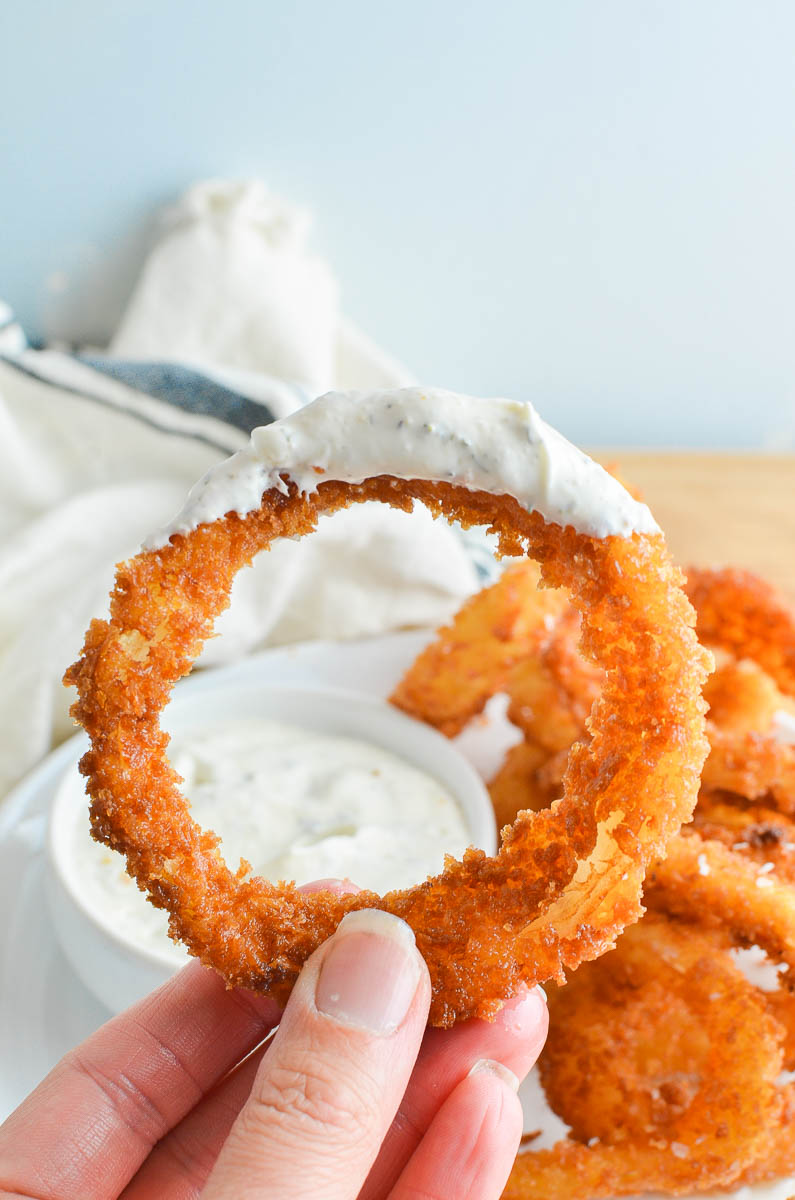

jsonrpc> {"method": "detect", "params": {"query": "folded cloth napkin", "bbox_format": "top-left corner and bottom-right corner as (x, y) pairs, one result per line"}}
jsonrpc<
(0, 182), (481, 803)
(110, 179), (414, 394)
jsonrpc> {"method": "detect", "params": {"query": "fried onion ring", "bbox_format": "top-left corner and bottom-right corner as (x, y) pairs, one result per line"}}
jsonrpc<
(506, 917), (783, 1197)
(686, 565), (795, 698)
(390, 560), (568, 736)
(687, 797), (795, 1073)
(701, 726), (795, 811)
(646, 835), (795, 999)
(645, 835), (795, 1188)
(702, 651), (795, 731)
(390, 508), (795, 1183)
(505, 607), (601, 753)
(488, 740), (559, 828)
(692, 792), (795, 885)
(65, 389), (710, 1026)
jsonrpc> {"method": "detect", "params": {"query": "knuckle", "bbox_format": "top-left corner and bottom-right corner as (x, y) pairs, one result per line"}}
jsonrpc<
(67, 1048), (169, 1144)
(245, 1051), (376, 1145)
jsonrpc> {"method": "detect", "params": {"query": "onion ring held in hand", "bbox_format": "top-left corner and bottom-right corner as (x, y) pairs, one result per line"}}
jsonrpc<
(64, 388), (710, 1026)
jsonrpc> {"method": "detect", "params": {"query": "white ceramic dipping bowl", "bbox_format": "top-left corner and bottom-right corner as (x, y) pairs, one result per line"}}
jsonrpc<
(47, 682), (497, 1014)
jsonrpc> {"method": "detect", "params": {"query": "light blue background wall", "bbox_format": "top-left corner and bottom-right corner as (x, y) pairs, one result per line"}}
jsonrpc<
(2, 1), (794, 447)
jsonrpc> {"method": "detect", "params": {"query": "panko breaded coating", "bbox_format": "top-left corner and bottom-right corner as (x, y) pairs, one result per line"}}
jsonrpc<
(65, 476), (709, 1027)
(488, 740), (559, 829)
(506, 917), (783, 1197)
(693, 792), (795, 885)
(391, 560), (568, 736)
(686, 565), (795, 698)
(505, 609), (601, 753)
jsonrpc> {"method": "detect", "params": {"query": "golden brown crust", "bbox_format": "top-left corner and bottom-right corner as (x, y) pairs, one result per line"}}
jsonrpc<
(517, 918), (783, 1197)
(506, 842), (795, 1196)
(488, 740), (560, 828)
(692, 793), (795, 885)
(390, 560), (568, 736)
(644, 835), (795, 1190)
(65, 476), (709, 1027)
(702, 726), (795, 811)
(686, 565), (795, 698)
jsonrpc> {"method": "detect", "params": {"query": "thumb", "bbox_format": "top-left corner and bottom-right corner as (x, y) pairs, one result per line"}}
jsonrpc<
(202, 909), (431, 1200)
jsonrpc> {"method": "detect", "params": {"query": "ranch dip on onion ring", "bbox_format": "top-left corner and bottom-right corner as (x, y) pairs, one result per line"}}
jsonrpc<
(146, 388), (658, 547)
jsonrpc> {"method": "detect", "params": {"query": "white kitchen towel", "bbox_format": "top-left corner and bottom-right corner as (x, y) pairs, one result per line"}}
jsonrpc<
(0, 181), (480, 802)
(110, 178), (415, 395)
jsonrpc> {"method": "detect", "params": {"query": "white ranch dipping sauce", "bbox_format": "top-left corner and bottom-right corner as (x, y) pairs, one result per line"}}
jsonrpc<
(68, 717), (472, 964)
(146, 387), (658, 548)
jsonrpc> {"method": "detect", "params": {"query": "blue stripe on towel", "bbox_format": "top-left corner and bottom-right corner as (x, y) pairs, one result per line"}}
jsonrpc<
(79, 358), (276, 433)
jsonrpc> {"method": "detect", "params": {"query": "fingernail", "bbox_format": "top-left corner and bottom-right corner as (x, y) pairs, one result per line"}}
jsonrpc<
(468, 1058), (520, 1092)
(315, 909), (421, 1036)
(495, 985), (548, 1036)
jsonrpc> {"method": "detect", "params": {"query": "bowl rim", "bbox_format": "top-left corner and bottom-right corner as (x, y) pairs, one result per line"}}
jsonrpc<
(46, 680), (497, 973)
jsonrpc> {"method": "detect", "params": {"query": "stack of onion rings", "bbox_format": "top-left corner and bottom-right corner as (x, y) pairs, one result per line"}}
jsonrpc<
(645, 836), (795, 1188)
(392, 553), (795, 1191)
(499, 837), (795, 1195)
(507, 915), (784, 1197)
(686, 566), (795, 697)
(397, 560), (795, 829)
(64, 391), (710, 1028)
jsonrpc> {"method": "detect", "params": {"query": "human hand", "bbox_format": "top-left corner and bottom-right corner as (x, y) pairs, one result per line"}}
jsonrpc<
(0, 899), (547, 1200)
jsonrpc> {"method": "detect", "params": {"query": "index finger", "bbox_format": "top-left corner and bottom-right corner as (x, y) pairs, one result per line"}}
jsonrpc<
(0, 960), (281, 1200)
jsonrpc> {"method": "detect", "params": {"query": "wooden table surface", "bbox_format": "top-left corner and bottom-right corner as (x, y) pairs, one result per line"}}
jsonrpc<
(591, 452), (795, 601)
